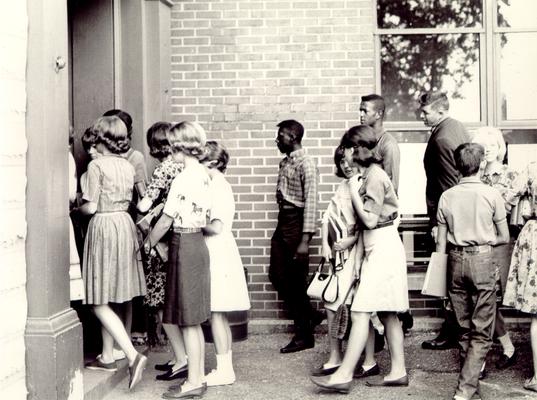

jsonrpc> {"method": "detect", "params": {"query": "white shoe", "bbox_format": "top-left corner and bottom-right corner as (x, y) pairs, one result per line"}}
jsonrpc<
(205, 368), (236, 387)
(97, 349), (126, 361)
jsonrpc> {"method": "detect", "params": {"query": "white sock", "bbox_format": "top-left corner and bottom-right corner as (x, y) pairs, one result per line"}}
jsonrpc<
(362, 363), (377, 371)
(498, 334), (515, 357)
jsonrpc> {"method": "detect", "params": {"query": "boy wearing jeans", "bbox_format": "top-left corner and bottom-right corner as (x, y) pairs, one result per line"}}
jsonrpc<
(436, 143), (509, 400)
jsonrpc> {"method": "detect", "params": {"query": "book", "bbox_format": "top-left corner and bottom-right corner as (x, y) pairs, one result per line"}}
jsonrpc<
(421, 252), (448, 297)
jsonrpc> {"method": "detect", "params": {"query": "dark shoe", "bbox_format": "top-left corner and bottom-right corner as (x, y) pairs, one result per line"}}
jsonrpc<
(157, 364), (188, 381)
(129, 353), (148, 390)
(353, 364), (380, 379)
(310, 375), (351, 394)
(366, 375), (409, 387)
(86, 356), (118, 372)
(155, 360), (175, 371)
(311, 365), (339, 377)
(495, 349), (517, 370)
(280, 338), (314, 354)
(421, 336), (458, 350)
(162, 383), (207, 399)
(478, 367), (487, 380)
(524, 378), (537, 392)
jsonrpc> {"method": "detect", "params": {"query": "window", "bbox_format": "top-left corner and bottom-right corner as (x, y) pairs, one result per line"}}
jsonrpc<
(375, 0), (537, 128)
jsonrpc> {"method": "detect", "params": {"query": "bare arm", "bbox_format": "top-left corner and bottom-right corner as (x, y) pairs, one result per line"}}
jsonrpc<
(77, 200), (97, 216)
(203, 219), (223, 236)
(435, 224), (448, 253)
(492, 220), (510, 246)
(146, 213), (173, 248)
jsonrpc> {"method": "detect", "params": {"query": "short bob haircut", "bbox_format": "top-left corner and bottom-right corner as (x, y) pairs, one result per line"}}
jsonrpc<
(103, 109), (133, 139)
(92, 115), (130, 154)
(455, 142), (484, 177)
(333, 146), (347, 178)
(167, 121), (206, 159)
(81, 126), (98, 152)
(418, 91), (449, 112)
(146, 121), (172, 160)
(361, 94), (385, 118)
(340, 125), (381, 167)
(471, 126), (506, 163)
(276, 119), (304, 143)
(203, 140), (230, 173)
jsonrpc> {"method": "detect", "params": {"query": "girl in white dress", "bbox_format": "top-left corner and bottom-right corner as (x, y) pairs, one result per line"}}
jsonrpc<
(202, 141), (251, 386)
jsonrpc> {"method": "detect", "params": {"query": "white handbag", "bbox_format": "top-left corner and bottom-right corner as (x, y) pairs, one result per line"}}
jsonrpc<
(307, 259), (339, 303)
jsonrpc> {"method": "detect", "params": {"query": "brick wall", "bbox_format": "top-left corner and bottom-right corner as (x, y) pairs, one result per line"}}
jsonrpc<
(0, 1), (28, 398)
(169, 0), (375, 319)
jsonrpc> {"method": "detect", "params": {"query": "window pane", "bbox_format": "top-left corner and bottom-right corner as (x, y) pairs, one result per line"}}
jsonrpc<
(377, 0), (482, 29)
(499, 33), (537, 121)
(380, 34), (481, 122)
(497, 0), (537, 29)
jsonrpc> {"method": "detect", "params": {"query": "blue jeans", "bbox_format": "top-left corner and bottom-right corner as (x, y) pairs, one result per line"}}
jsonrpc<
(448, 249), (496, 400)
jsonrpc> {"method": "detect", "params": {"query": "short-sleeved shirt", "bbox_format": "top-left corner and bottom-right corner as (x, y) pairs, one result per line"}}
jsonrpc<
(373, 132), (400, 194)
(163, 162), (211, 229)
(145, 157), (184, 204)
(123, 148), (148, 185)
(82, 155), (135, 212)
(358, 164), (398, 227)
(437, 176), (507, 246)
(276, 148), (318, 233)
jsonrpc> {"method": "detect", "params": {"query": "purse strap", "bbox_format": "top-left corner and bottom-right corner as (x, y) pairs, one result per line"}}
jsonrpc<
(341, 277), (359, 304)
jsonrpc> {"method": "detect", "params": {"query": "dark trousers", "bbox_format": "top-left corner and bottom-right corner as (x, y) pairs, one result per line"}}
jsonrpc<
(448, 249), (496, 400)
(268, 207), (314, 340)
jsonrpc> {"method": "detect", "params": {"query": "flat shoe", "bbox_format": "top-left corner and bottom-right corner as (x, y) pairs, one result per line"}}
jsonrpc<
(162, 383), (207, 399)
(157, 364), (188, 381)
(86, 356), (118, 372)
(366, 375), (409, 387)
(310, 375), (351, 394)
(495, 349), (517, 370)
(129, 353), (148, 390)
(155, 360), (175, 371)
(353, 364), (380, 379)
(311, 365), (339, 377)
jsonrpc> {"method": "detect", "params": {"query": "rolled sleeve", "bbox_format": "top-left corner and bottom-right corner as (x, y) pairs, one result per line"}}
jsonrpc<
(362, 177), (384, 216)
(301, 158), (318, 233)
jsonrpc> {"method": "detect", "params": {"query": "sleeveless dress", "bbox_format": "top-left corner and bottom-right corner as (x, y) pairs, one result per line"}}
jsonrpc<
(82, 155), (146, 305)
(205, 172), (251, 312)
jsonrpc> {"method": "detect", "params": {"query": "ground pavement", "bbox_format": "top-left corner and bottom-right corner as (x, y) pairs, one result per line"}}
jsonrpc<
(104, 331), (536, 400)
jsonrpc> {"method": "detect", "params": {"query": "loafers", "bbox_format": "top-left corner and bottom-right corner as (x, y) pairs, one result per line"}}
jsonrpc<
(162, 383), (207, 399)
(155, 360), (175, 371)
(421, 337), (458, 350)
(86, 356), (118, 372)
(157, 363), (188, 381)
(353, 363), (380, 379)
(280, 338), (314, 354)
(129, 353), (148, 390)
(524, 378), (537, 392)
(311, 365), (339, 377)
(310, 375), (351, 394)
(366, 375), (409, 387)
(495, 349), (517, 369)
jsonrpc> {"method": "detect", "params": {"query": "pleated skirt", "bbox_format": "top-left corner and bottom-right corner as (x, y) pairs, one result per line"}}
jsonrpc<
(83, 211), (146, 305)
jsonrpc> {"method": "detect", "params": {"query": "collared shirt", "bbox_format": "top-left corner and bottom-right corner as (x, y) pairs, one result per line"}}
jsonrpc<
(276, 148), (318, 233)
(437, 176), (507, 246)
(373, 131), (400, 194)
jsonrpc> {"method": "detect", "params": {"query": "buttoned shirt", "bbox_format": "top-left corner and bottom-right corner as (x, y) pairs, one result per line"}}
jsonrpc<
(437, 176), (507, 246)
(276, 148), (318, 233)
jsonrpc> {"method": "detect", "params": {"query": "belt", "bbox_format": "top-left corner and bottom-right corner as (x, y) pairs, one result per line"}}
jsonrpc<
(279, 203), (302, 210)
(369, 219), (394, 230)
(173, 227), (202, 234)
(450, 244), (492, 254)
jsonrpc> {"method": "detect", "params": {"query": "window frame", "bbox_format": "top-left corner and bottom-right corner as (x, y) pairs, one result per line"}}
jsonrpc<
(373, 0), (537, 130)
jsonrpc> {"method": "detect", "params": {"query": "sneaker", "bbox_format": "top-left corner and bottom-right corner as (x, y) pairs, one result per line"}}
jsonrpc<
(86, 356), (117, 372)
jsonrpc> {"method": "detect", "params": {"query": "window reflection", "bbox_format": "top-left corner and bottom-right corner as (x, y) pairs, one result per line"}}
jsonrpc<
(380, 34), (481, 122)
(377, 0), (482, 29)
(500, 33), (537, 121)
(497, 0), (537, 28)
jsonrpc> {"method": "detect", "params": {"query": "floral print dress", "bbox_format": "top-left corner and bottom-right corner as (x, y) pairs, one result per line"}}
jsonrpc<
(143, 157), (183, 308)
(503, 162), (537, 314)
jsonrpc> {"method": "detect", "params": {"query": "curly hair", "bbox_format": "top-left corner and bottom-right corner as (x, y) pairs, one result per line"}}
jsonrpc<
(167, 121), (207, 160)
(81, 126), (99, 152)
(103, 109), (133, 139)
(340, 125), (382, 167)
(203, 140), (230, 172)
(91, 116), (130, 154)
(146, 121), (172, 160)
